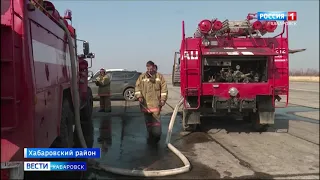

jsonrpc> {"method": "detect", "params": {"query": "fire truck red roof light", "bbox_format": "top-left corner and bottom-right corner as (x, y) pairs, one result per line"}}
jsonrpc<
(198, 19), (212, 34)
(202, 39), (210, 46)
(262, 21), (278, 32)
(212, 20), (223, 31)
(252, 21), (262, 30)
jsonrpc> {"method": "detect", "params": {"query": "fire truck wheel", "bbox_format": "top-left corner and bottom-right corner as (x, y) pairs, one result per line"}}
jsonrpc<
(243, 115), (251, 122)
(183, 124), (197, 132)
(80, 87), (93, 122)
(74, 121), (94, 148)
(173, 82), (180, 87)
(54, 98), (74, 148)
(250, 112), (269, 132)
(74, 87), (94, 148)
(182, 110), (198, 132)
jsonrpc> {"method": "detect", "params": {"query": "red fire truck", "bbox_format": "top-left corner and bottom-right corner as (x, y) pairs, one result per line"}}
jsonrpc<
(176, 13), (306, 132)
(1, 0), (94, 179)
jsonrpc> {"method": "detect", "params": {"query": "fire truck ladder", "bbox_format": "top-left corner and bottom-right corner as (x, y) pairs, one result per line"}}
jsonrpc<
(183, 51), (201, 110)
(211, 19), (268, 47)
(213, 19), (255, 37)
(1, 22), (19, 131)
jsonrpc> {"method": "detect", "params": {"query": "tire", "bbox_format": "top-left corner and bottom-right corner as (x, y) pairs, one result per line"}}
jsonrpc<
(182, 109), (198, 132)
(74, 87), (94, 148)
(123, 88), (135, 101)
(74, 121), (94, 148)
(53, 98), (74, 148)
(250, 112), (269, 132)
(243, 114), (251, 123)
(173, 82), (180, 87)
(80, 87), (93, 122)
(183, 124), (197, 132)
(36, 98), (75, 180)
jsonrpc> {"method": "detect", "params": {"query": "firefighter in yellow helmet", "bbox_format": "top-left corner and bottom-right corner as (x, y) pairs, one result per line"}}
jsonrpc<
(135, 61), (168, 144)
(95, 68), (111, 112)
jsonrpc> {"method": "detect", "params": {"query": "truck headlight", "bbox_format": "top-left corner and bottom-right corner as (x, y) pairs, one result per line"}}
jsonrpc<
(210, 41), (218, 46)
(228, 87), (238, 97)
(185, 101), (191, 108)
(202, 39), (210, 47)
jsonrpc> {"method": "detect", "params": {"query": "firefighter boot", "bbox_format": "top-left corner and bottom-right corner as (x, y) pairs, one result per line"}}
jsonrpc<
(144, 113), (162, 144)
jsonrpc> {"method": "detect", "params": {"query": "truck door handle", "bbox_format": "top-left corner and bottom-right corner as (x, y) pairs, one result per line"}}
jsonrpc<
(124, 81), (128, 83)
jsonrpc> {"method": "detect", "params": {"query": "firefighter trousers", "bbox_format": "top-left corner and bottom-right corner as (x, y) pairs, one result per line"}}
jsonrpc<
(99, 96), (111, 112)
(144, 112), (162, 139)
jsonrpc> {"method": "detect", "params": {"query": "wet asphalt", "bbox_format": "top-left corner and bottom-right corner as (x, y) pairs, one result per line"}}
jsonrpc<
(25, 100), (318, 180)
(87, 101), (184, 179)
(82, 101), (318, 180)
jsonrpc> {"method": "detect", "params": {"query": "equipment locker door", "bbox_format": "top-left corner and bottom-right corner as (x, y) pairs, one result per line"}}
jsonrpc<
(172, 51), (181, 86)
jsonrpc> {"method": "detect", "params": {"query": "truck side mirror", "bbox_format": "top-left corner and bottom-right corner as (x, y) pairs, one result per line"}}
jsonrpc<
(83, 41), (89, 55)
(87, 71), (94, 81)
(88, 53), (95, 58)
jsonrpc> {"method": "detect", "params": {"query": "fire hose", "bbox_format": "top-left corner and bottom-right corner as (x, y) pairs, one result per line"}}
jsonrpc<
(59, 19), (191, 177)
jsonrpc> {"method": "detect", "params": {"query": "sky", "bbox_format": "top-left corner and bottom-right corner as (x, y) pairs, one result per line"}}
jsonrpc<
(52, 0), (319, 74)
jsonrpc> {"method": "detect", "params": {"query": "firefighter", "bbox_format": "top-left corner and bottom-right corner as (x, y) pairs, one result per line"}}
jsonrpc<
(135, 61), (168, 144)
(95, 68), (111, 112)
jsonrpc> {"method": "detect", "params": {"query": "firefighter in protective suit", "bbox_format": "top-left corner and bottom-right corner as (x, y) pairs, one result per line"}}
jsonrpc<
(95, 68), (111, 112)
(135, 61), (168, 144)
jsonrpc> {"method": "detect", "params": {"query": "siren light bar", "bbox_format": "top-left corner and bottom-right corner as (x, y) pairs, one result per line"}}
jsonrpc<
(197, 19), (223, 35)
(195, 13), (279, 38)
(246, 13), (278, 33)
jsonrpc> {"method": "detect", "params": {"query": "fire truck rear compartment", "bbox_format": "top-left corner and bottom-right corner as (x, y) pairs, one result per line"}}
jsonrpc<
(202, 56), (268, 83)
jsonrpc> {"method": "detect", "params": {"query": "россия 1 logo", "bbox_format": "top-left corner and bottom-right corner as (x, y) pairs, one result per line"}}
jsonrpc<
(257, 12), (297, 21)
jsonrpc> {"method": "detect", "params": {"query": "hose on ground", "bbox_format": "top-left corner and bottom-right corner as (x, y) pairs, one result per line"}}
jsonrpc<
(90, 98), (191, 177)
(60, 18), (190, 177)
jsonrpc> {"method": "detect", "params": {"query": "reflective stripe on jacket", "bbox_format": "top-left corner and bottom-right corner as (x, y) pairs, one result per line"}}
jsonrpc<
(135, 72), (168, 112)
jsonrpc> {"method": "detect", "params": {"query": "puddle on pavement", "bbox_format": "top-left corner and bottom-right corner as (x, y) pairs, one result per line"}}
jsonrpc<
(90, 114), (183, 170)
(84, 103), (319, 179)
(276, 106), (319, 124)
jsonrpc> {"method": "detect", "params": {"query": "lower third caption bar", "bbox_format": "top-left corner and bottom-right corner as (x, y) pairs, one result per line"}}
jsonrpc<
(24, 161), (87, 171)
